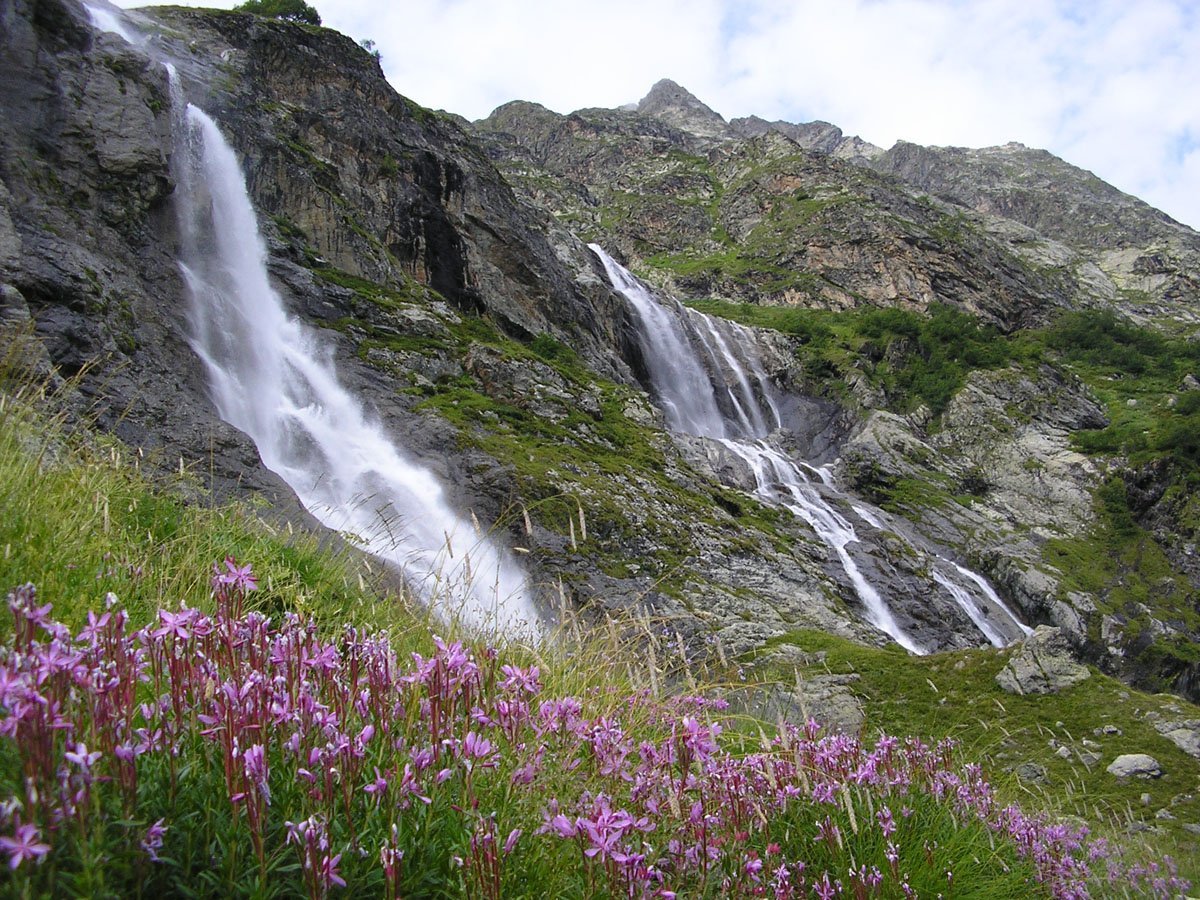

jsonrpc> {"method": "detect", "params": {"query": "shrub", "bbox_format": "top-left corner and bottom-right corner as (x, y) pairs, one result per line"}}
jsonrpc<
(234, 0), (321, 26)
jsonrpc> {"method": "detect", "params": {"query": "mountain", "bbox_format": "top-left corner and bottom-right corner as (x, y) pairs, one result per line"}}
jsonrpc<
(3, 0), (1200, 705)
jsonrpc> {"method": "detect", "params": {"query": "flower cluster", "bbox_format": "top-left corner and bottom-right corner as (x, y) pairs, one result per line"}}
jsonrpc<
(0, 570), (1188, 897)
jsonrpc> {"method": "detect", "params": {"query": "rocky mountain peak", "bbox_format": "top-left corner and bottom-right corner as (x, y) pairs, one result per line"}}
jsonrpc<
(636, 78), (731, 139)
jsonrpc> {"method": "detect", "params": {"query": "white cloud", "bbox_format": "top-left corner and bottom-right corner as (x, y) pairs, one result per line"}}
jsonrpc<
(113, 0), (1200, 229)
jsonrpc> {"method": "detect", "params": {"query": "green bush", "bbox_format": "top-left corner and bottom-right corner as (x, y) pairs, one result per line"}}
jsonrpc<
(234, 0), (321, 26)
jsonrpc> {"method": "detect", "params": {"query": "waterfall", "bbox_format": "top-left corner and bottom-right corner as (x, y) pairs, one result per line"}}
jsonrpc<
(172, 98), (537, 634)
(84, 2), (139, 43)
(720, 438), (924, 654)
(591, 245), (1029, 652)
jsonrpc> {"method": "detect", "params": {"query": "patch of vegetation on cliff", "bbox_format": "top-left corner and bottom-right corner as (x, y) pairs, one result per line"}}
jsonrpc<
(1043, 472), (1200, 686)
(751, 629), (1200, 885)
(308, 263), (794, 579)
(688, 299), (1028, 417)
(1047, 309), (1200, 465)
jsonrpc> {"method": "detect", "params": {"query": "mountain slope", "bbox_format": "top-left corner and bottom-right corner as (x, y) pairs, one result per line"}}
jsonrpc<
(471, 80), (1200, 699)
(3, 1), (1200, 700)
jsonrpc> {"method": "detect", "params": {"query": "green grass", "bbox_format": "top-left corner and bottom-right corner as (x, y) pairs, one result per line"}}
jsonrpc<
(747, 628), (1200, 886)
(0, 382), (394, 635)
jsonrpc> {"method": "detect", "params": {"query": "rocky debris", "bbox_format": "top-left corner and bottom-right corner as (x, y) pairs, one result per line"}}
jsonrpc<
(1106, 754), (1163, 779)
(996, 626), (1091, 695)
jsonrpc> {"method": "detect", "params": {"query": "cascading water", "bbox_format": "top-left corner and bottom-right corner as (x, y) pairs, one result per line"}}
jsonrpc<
(591, 244), (1029, 652)
(84, 2), (139, 43)
(171, 93), (537, 633)
(720, 438), (924, 653)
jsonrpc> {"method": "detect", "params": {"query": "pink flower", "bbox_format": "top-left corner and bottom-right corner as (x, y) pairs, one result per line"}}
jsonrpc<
(319, 852), (346, 889)
(503, 828), (521, 856)
(141, 818), (168, 862)
(0, 823), (50, 869)
(499, 664), (541, 695)
(65, 742), (102, 770)
(364, 767), (388, 798)
(153, 608), (193, 641)
(302, 644), (340, 671)
(213, 557), (257, 594)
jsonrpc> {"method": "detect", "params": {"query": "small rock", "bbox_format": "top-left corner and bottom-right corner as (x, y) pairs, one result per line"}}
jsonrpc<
(1082, 739), (1101, 749)
(1141, 793), (1153, 806)
(1056, 746), (1072, 759)
(1182, 374), (1200, 391)
(1078, 751), (1102, 767)
(1095, 725), (1122, 737)
(1107, 754), (1163, 779)
(1155, 808), (1176, 820)
(1183, 823), (1200, 836)
(1014, 762), (1049, 784)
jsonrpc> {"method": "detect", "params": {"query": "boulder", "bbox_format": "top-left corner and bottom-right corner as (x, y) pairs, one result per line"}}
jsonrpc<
(995, 626), (1091, 695)
(1106, 754), (1163, 779)
(1154, 720), (1200, 760)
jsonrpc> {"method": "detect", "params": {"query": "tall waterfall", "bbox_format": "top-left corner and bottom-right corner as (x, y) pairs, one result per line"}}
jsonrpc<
(592, 245), (1030, 651)
(172, 100), (537, 633)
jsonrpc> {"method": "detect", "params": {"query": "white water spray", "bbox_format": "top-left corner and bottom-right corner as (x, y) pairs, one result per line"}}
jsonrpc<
(173, 101), (537, 634)
(723, 439), (925, 653)
(83, 2), (140, 43)
(592, 245), (1028, 651)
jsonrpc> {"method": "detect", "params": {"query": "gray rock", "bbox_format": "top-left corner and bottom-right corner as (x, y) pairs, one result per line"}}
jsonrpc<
(996, 626), (1091, 695)
(738, 673), (865, 734)
(1106, 754), (1163, 779)
(1153, 720), (1200, 759)
(1014, 762), (1049, 784)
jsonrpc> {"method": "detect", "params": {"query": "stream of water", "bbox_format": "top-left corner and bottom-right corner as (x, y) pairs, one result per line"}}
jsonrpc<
(591, 245), (1030, 651)
(169, 83), (536, 633)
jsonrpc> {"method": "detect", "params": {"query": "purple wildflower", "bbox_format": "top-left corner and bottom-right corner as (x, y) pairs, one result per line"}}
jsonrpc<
(0, 823), (50, 869)
(141, 818), (168, 862)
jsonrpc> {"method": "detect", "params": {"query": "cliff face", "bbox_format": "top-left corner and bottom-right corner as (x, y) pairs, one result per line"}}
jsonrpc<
(4, 0), (1199, 696)
(869, 141), (1200, 325)
(471, 78), (1200, 697)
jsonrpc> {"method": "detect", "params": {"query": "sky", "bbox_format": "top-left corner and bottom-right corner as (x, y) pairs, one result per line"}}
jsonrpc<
(113, 0), (1200, 231)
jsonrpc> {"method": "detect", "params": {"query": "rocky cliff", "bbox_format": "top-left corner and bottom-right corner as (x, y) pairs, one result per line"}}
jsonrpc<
(3, 0), (1198, 698)
(471, 77), (1200, 699)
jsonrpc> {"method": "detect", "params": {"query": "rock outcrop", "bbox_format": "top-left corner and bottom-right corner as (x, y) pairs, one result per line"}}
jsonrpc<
(996, 627), (1092, 695)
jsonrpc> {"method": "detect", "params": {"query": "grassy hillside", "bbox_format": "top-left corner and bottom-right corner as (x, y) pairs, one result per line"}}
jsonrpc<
(0, 373), (1194, 896)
